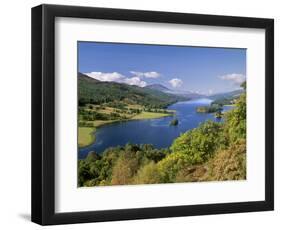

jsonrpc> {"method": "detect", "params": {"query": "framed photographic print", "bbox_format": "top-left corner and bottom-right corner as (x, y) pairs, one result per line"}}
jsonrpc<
(31, 4), (274, 225)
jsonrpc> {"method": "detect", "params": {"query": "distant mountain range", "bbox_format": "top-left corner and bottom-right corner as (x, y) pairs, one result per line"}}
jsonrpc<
(145, 84), (171, 92)
(145, 83), (244, 101)
(208, 89), (244, 100)
(79, 73), (244, 107)
(145, 84), (204, 99)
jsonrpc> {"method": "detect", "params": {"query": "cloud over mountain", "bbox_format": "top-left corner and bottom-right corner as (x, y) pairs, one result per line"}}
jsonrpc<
(84, 72), (124, 82)
(130, 71), (160, 78)
(84, 71), (147, 87)
(123, 77), (147, 87)
(169, 78), (183, 88)
(219, 73), (246, 85)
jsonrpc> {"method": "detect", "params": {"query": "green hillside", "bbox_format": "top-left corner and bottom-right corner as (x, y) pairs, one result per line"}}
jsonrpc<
(78, 72), (184, 109)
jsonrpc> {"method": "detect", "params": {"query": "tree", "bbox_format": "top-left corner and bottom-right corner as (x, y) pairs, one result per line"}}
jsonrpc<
(215, 108), (223, 119)
(78, 160), (92, 186)
(224, 93), (246, 143)
(157, 152), (190, 183)
(170, 120), (226, 165)
(241, 81), (246, 90)
(133, 162), (161, 184)
(111, 154), (138, 185)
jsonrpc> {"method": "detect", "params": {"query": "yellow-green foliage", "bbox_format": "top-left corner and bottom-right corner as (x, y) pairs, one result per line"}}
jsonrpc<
(132, 111), (171, 120)
(224, 93), (246, 144)
(111, 152), (139, 185)
(170, 120), (226, 165)
(133, 162), (161, 184)
(157, 153), (190, 183)
(205, 139), (246, 181)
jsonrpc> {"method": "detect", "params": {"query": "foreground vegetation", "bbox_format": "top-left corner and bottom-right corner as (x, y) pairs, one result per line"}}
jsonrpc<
(78, 82), (246, 186)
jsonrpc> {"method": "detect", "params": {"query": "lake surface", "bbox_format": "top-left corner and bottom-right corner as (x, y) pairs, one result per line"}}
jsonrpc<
(79, 98), (234, 159)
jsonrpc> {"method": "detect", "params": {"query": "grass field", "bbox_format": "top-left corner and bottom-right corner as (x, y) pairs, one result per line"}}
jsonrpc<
(93, 120), (118, 127)
(78, 127), (96, 147)
(132, 111), (172, 120)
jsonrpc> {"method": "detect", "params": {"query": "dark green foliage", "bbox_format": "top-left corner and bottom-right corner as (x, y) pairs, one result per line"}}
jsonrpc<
(140, 144), (167, 162)
(215, 110), (223, 119)
(78, 144), (168, 186)
(196, 104), (222, 113)
(241, 81), (246, 90)
(86, 151), (100, 162)
(78, 160), (92, 186)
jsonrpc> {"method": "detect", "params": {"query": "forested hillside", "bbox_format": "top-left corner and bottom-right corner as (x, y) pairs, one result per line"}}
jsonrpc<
(78, 73), (184, 109)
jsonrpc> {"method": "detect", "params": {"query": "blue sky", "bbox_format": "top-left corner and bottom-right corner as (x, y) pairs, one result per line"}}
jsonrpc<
(78, 41), (246, 95)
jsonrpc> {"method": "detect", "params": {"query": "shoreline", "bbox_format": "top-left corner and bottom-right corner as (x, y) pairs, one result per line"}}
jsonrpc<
(78, 111), (174, 149)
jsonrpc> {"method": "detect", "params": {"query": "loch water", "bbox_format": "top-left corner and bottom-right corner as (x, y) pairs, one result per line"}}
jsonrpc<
(78, 98), (234, 159)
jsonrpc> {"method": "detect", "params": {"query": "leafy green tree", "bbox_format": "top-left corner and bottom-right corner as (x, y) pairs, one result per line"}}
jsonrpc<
(241, 81), (246, 90)
(86, 151), (100, 162)
(157, 152), (190, 183)
(170, 120), (226, 165)
(224, 93), (246, 143)
(111, 156), (138, 185)
(133, 162), (161, 184)
(78, 160), (92, 186)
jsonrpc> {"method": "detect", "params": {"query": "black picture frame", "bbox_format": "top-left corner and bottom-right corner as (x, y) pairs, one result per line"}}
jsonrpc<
(31, 4), (274, 225)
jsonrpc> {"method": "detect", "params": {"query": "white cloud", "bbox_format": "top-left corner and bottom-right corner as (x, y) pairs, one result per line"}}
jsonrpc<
(169, 78), (183, 88)
(124, 77), (147, 87)
(84, 71), (147, 87)
(85, 72), (125, 82)
(130, 71), (160, 78)
(219, 73), (246, 85)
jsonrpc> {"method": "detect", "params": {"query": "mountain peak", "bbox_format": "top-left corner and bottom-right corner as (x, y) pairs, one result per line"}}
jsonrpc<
(145, 84), (171, 91)
(78, 72), (99, 82)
